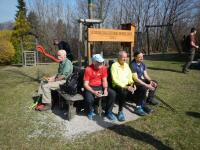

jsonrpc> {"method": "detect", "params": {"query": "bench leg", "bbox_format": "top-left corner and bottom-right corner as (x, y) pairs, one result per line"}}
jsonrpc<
(67, 101), (76, 121)
(58, 93), (62, 109)
(98, 98), (103, 117)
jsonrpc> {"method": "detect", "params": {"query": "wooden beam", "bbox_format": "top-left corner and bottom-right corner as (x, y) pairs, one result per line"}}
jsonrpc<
(145, 24), (173, 28)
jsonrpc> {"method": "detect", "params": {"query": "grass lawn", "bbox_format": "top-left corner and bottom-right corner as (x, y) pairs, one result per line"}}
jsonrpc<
(0, 54), (199, 150)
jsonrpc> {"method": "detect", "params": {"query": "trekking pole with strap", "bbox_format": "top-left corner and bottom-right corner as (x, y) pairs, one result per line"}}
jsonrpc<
(155, 95), (176, 112)
(28, 96), (41, 110)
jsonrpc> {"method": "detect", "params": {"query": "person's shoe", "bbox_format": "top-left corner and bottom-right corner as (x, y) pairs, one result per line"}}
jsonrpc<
(117, 111), (125, 122)
(147, 98), (160, 105)
(134, 106), (147, 116)
(35, 103), (51, 111)
(106, 112), (117, 121)
(142, 105), (154, 114)
(87, 111), (96, 120)
(182, 69), (189, 74)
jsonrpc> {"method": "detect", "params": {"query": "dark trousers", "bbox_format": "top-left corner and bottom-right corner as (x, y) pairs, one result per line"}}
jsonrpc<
(141, 79), (158, 102)
(113, 85), (146, 112)
(183, 49), (195, 71)
(84, 86), (116, 114)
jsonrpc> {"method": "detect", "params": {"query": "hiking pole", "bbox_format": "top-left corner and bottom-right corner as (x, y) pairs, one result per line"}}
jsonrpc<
(155, 95), (176, 112)
(28, 96), (41, 110)
(29, 101), (38, 110)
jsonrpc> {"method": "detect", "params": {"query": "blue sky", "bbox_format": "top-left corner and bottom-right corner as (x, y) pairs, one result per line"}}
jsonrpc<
(0, 0), (18, 22)
(0, 0), (76, 23)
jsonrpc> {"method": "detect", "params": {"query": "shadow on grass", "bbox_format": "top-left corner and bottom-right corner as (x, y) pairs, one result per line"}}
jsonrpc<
(148, 67), (182, 73)
(144, 53), (186, 62)
(186, 111), (200, 118)
(95, 118), (173, 150)
(110, 124), (173, 150)
(144, 53), (200, 62)
(6, 69), (40, 82)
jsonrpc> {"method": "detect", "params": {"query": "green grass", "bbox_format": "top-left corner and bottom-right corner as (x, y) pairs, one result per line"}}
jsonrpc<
(0, 55), (200, 150)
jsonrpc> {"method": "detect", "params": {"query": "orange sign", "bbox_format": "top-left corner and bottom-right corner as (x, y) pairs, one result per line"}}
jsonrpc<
(88, 28), (135, 42)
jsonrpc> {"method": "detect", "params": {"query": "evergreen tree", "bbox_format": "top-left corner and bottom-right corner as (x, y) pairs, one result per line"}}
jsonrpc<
(15, 0), (26, 18)
(11, 0), (31, 64)
(27, 11), (39, 37)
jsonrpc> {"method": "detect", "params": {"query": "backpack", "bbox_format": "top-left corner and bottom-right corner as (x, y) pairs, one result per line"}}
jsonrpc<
(182, 35), (190, 52)
(60, 69), (84, 96)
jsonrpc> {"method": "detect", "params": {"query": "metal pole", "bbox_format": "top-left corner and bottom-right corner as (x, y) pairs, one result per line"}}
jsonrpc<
(20, 38), (24, 66)
(87, 0), (93, 65)
(170, 27), (181, 54)
(88, 0), (93, 19)
(146, 27), (150, 55)
(35, 38), (39, 65)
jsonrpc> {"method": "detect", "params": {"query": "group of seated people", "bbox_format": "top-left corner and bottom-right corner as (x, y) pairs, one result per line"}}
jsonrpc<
(35, 49), (159, 122)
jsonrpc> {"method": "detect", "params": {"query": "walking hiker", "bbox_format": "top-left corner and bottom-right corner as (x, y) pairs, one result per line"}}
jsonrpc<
(182, 27), (199, 73)
(54, 39), (74, 61)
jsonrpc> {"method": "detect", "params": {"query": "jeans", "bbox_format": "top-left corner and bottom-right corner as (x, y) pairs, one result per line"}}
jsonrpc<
(183, 48), (195, 71)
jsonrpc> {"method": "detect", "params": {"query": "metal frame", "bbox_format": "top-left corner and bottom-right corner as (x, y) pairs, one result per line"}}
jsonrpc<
(23, 51), (36, 66)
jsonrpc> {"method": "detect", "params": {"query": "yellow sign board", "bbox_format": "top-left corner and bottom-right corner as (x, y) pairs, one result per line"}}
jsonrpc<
(88, 28), (135, 42)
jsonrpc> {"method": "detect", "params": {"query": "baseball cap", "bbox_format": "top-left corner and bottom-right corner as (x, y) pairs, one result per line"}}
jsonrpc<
(92, 54), (104, 63)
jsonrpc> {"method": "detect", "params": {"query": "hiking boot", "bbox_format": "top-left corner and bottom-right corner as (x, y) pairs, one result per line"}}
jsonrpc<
(134, 106), (147, 116)
(182, 68), (189, 74)
(142, 105), (154, 114)
(147, 98), (160, 105)
(105, 112), (117, 121)
(87, 111), (96, 120)
(117, 111), (125, 122)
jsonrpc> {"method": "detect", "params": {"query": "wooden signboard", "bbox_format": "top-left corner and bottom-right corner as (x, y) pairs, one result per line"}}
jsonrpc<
(88, 28), (135, 42)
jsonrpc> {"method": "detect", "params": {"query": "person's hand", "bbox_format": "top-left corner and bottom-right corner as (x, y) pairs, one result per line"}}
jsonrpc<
(133, 84), (137, 91)
(146, 84), (155, 91)
(103, 89), (108, 96)
(150, 81), (157, 88)
(93, 90), (103, 97)
(127, 86), (135, 94)
(196, 45), (199, 49)
(47, 76), (55, 82)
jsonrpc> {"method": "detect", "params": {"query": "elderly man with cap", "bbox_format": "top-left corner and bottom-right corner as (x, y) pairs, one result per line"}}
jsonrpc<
(83, 54), (116, 121)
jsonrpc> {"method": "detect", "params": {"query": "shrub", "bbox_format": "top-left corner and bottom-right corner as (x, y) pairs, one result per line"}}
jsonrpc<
(0, 30), (15, 64)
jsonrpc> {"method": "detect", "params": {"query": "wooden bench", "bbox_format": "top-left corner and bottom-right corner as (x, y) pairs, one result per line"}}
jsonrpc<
(56, 66), (105, 121)
(57, 89), (104, 121)
(57, 89), (84, 120)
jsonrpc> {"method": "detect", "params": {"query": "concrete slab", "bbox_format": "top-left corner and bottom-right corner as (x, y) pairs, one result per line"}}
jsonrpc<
(50, 102), (140, 139)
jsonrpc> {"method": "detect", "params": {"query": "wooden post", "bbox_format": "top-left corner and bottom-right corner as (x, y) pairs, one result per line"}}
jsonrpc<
(130, 42), (134, 62)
